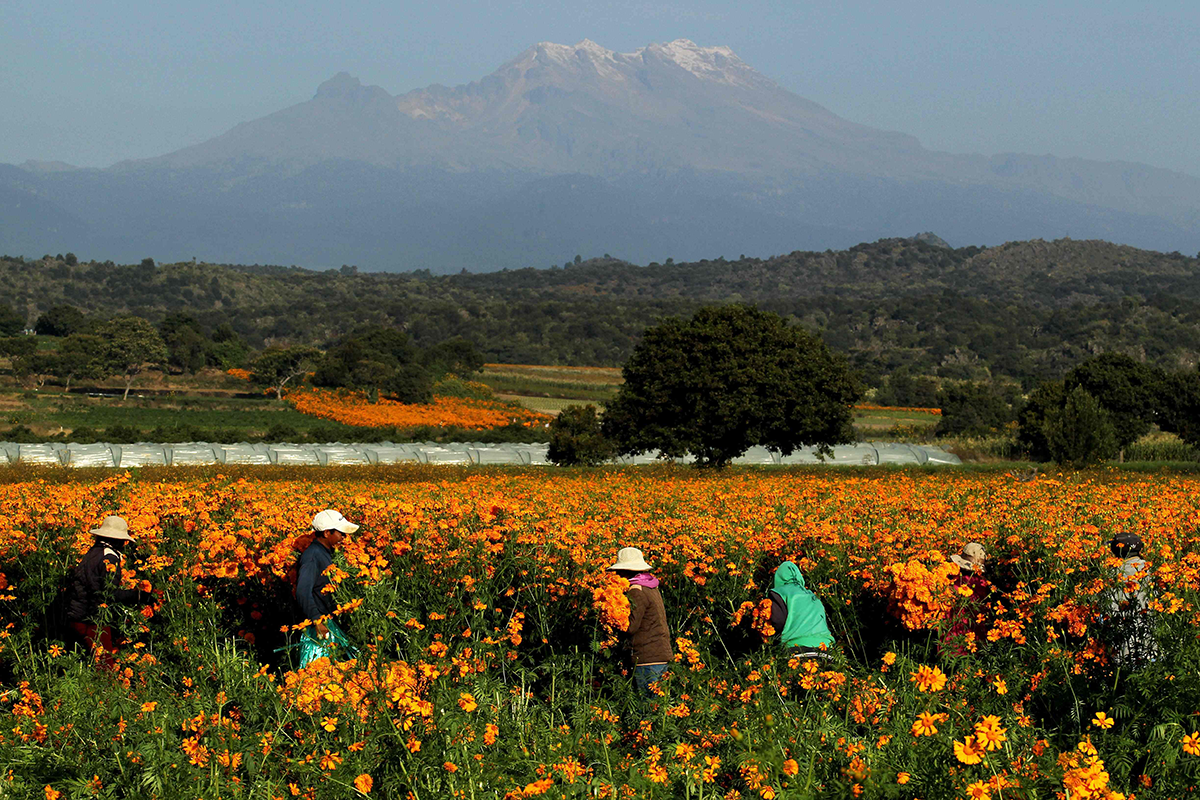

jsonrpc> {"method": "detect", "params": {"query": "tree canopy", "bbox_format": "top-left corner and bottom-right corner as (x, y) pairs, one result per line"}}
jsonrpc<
(603, 305), (860, 467)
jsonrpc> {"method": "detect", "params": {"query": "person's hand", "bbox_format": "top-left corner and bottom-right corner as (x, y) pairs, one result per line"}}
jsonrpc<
(315, 621), (330, 637)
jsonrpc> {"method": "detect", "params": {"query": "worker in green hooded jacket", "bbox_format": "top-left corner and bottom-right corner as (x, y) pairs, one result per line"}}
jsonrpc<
(767, 561), (834, 658)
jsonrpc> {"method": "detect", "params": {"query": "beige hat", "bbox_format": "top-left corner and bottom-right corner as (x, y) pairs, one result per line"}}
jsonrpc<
(312, 509), (359, 534)
(90, 515), (135, 542)
(950, 542), (986, 571)
(608, 546), (652, 572)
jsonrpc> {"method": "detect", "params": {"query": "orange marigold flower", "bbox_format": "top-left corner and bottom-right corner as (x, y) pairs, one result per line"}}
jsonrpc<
(44, 788), (61, 800)
(444, 762), (458, 773)
(1183, 732), (1200, 757)
(458, 692), (478, 712)
(897, 773), (910, 785)
(354, 773), (373, 794)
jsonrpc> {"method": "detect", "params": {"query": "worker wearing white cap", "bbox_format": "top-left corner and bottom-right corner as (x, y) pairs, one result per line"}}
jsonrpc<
(295, 509), (359, 643)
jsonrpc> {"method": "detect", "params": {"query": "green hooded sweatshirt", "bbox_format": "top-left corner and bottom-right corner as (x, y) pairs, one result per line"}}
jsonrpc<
(771, 561), (834, 649)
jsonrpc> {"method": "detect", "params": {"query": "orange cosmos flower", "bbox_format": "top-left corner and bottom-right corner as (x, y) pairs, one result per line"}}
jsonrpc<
(910, 665), (947, 693)
(1183, 732), (1200, 757)
(954, 736), (987, 765)
(1092, 712), (1115, 730)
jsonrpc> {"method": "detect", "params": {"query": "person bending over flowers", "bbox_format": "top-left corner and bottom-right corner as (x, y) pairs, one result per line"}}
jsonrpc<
(767, 561), (834, 659)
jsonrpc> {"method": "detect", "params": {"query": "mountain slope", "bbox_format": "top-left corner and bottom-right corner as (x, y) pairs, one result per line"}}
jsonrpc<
(3, 39), (1199, 268)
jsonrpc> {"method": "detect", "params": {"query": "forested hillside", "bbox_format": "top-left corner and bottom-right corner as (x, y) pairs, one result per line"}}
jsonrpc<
(3, 236), (1198, 386)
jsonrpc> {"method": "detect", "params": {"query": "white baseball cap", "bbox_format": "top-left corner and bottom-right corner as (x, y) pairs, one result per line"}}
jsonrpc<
(312, 509), (360, 534)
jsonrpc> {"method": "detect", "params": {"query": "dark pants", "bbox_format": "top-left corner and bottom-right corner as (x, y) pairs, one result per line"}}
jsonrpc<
(634, 663), (670, 696)
(70, 622), (119, 671)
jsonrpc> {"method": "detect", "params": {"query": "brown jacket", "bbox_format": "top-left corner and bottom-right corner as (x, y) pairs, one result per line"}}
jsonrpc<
(627, 585), (673, 665)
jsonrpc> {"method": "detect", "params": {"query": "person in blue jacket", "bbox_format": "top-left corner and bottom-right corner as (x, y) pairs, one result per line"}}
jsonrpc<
(767, 561), (834, 659)
(295, 509), (359, 665)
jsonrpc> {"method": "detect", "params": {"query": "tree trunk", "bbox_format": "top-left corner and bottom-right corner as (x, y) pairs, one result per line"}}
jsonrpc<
(123, 375), (133, 401)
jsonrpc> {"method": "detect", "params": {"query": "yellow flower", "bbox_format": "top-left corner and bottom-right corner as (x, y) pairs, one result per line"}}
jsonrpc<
(897, 773), (910, 785)
(1092, 712), (1115, 730)
(1183, 732), (1200, 757)
(973, 715), (1008, 751)
(965, 780), (991, 800)
(912, 711), (945, 737)
(44, 788), (62, 800)
(954, 736), (986, 765)
(992, 677), (1007, 695)
(321, 716), (338, 732)
(910, 665), (947, 693)
(458, 693), (478, 712)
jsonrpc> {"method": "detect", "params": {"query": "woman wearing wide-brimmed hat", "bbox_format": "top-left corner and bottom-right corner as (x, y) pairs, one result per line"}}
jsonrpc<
(64, 516), (155, 670)
(608, 546), (673, 696)
(941, 542), (991, 656)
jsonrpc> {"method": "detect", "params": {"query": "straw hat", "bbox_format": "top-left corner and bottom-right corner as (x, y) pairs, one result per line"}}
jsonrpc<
(90, 515), (135, 542)
(607, 546), (652, 573)
(312, 509), (359, 534)
(950, 542), (986, 571)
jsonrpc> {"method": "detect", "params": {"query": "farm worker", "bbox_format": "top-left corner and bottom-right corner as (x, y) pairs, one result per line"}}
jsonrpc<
(941, 542), (991, 656)
(608, 547), (673, 696)
(1101, 532), (1159, 668)
(767, 561), (834, 658)
(64, 515), (155, 671)
(295, 509), (359, 666)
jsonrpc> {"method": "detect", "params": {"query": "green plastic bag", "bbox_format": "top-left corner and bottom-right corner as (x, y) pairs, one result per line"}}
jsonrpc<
(298, 619), (356, 668)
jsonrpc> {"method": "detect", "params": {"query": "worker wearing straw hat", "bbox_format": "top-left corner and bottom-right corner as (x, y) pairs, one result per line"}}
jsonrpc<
(64, 516), (155, 671)
(942, 542), (992, 656)
(608, 546), (673, 696)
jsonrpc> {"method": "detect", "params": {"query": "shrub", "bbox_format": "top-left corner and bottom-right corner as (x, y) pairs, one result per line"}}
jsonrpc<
(1044, 386), (1118, 466)
(548, 405), (613, 466)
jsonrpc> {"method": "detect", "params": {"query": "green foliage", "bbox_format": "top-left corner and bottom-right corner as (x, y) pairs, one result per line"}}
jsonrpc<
(159, 312), (209, 374)
(312, 326), (432, 404)
(1064, 353), (1163, 451)
(874, 369), (939, 407)
(0, 336), (37, 359)
(935, 381), (1018, 437)
(250, 346), (322, 400)
(1044, 386), (1119, 466)
(34, 304), (86, 337)
(1157, 368), (1200, 448)
(603, 304), (860, 467)
(1017, 380), (1066, 461)
(431, 374), (494, 400)
(93, 316), (170, 400)
(547, 404), (612, 466)
(422, 337), (485, 379)
(0, 303), (24, 336)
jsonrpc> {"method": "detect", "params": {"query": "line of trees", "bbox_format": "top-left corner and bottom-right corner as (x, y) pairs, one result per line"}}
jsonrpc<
(0, 301), (484, 404)
(925, 353), (1200, 465)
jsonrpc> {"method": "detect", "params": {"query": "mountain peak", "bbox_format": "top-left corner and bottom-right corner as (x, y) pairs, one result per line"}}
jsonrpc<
(314, 72), (391, 103)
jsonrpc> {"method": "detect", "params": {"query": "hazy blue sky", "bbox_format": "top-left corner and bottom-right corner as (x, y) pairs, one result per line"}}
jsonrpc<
(6, 0), (1198, 175)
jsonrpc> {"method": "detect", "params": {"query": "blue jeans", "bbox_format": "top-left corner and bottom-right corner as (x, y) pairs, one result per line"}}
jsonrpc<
(634, 663), (670, 696)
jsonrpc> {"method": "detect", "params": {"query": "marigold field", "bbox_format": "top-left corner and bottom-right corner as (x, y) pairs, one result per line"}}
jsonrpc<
(2, 467), (1199, 799)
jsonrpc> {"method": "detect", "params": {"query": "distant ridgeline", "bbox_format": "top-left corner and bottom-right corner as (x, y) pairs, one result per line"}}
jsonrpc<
(2, 236), (1199, 387)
